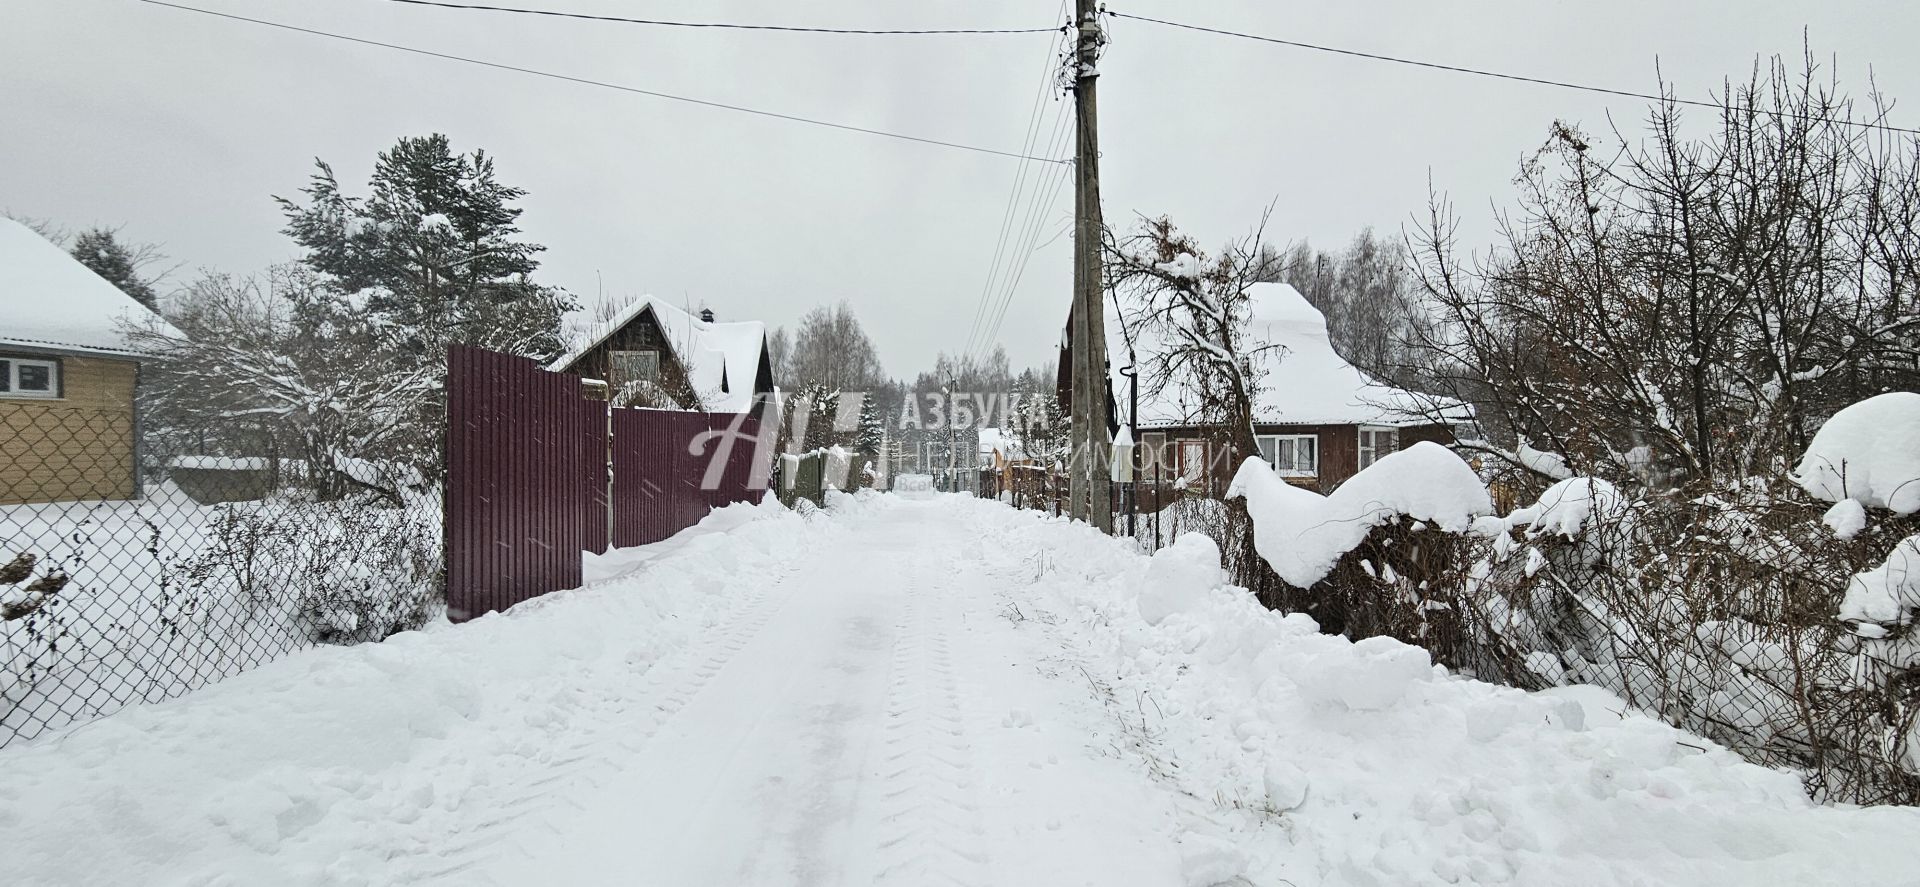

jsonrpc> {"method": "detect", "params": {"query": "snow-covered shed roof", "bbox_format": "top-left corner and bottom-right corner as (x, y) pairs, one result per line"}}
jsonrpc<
(0, 217), (181, 358)
(977, 426), (1030, 461)
(1105, 282), (1466, 429)
(549, 296), (767, 414)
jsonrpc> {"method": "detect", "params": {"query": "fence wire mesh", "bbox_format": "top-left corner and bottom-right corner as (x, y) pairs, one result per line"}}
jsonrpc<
(1, 402), (442, 747)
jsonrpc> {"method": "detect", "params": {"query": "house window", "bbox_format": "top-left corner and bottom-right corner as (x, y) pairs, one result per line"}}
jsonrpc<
(1176, 439), (1207, 485)
(1358, 427), (1398, 470)
(0, 357), (60, 399)
(609, 350), (660, 389)
(1258, 433), (1317, 477)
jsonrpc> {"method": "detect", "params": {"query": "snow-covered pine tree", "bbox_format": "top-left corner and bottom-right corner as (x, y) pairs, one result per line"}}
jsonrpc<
(69, 228), (161, 311)
(275, 134), (575, 364)
(856, 392), (883, 454)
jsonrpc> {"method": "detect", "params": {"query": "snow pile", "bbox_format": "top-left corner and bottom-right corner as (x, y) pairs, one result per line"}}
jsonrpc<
(1824, 499), (1870, 540)
(1793, 391), (1920, 515)
(1838, 535), (1920, 639)
(1136, 533), (1223, 626)
(1228, 441), (1492, 587)
(965, 498), (1920, 886)
(1516, 476), (1629, 539)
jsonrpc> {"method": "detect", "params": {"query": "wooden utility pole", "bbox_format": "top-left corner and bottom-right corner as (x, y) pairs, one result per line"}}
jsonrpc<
(1070, 0), (1112, 532)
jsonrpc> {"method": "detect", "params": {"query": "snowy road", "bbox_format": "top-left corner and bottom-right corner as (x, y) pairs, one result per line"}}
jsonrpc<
(478, 498), (1184, 886)
(10, 491), (1920, 886)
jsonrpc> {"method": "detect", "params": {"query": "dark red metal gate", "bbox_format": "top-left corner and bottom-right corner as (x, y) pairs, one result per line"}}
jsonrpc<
(445, 345), (607, 621)
(447, 346), (770, 619)
(609, 408), (766, 548)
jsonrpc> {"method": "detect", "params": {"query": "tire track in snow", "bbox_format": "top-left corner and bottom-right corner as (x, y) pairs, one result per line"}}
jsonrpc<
(869, 587), (991, 887)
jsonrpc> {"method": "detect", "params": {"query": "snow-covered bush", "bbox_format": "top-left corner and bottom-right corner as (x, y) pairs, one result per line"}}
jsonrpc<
(1451, 393), (1920, 804)
(1218, 397), (1920, 805)
(164, 493), (442, 645)
(1227, 442), (1506, 655)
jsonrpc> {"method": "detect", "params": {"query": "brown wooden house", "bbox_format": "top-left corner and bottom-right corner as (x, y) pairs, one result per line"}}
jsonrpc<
(1060, 282), (1468, 496)
(0, 218), (180, 505)
(548, 297), (775, 422)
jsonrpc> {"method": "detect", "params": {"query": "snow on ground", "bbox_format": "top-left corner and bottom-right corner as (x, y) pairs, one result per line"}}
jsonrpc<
(7, 493), (1920, 886)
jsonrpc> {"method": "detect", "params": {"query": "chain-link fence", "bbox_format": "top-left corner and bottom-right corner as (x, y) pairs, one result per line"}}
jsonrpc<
(1268, 479), (1920, 807)
(1, 402), (442, 747)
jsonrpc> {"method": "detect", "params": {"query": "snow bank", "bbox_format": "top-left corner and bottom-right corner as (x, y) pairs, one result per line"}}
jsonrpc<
(1228, 441), (1492, 587)
(956, 496), (1920, 886)
(1136, 533), (1223, 625)
(0, 499), (811, 884)
(1794, 391), (1920, 515)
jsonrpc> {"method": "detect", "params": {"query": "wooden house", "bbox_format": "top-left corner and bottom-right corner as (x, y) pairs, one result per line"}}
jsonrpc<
(1060, 282), (1468, 496)
(549, 297), (775, 423)
(0, 218), (180, 505)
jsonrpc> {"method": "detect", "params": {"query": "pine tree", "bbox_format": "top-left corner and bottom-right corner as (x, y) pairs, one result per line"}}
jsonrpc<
(275, 134), (575, 362)
(797, 383), (840, 451)
(70, 228), (159, 311)
(855, 392), (883, 454)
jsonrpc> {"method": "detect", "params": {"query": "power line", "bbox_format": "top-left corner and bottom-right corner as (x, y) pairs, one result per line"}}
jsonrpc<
(964, 7), (1072, 361)
(129, 0), (1074, 163)
(376, 0), (1065, 35)
(1109, 10), (1920, 137)
(974, 111), (1074, 359)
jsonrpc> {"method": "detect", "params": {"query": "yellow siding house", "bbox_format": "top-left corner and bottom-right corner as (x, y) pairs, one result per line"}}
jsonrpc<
(0, 219), (179, 505)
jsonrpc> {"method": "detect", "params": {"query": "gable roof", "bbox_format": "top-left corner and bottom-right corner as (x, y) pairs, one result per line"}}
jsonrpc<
(549, 296), (768, 414)
(0, 218), (181, 358)
(1096, 282), (1467, 429)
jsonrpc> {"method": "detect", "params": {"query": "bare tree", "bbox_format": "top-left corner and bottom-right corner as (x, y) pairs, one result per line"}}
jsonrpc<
(789, 300), (885, 392)
(1109, 212), (1281, 591)
(1408, 53), (1920, 492)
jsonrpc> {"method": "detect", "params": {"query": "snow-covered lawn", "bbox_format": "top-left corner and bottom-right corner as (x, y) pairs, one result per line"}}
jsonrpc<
(6, 492), (1920, 886)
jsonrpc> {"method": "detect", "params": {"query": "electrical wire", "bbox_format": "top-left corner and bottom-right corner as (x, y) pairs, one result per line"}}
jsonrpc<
(377, 0), (1064, 35)
(1108, 10), (1920, 137)
(963, 7), (1074, 360)
(129, 0), (1075, 163)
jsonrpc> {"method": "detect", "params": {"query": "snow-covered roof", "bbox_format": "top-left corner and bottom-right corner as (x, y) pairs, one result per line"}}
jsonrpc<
(977, 426), (1030, 461)
(550, 296), (767, 414)
(0, 218), (181, 358)
(1106, 282), (1466, 429)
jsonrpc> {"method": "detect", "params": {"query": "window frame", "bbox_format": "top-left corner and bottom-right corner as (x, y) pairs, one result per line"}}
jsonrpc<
(1357, 426), (1398, 470)
(0, 356), (63, 400)
(1258, 433), (1318, 477)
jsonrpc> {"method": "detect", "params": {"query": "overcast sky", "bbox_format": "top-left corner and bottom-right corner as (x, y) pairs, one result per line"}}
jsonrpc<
(6, 0), (1917, 376)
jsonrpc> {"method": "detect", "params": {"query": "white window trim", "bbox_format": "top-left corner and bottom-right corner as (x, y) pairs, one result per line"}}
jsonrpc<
(1258, 433), (1318, 477)
(0, 356), (61, 400)
(1357, 426), (1398, 470)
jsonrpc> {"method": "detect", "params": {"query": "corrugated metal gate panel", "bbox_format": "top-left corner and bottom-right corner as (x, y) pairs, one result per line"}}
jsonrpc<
(609, 408), (764, 548)
(445, 345), (605, 621)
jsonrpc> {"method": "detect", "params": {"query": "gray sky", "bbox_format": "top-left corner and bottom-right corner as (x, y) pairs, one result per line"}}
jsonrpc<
(6, 0), (1917, 376)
